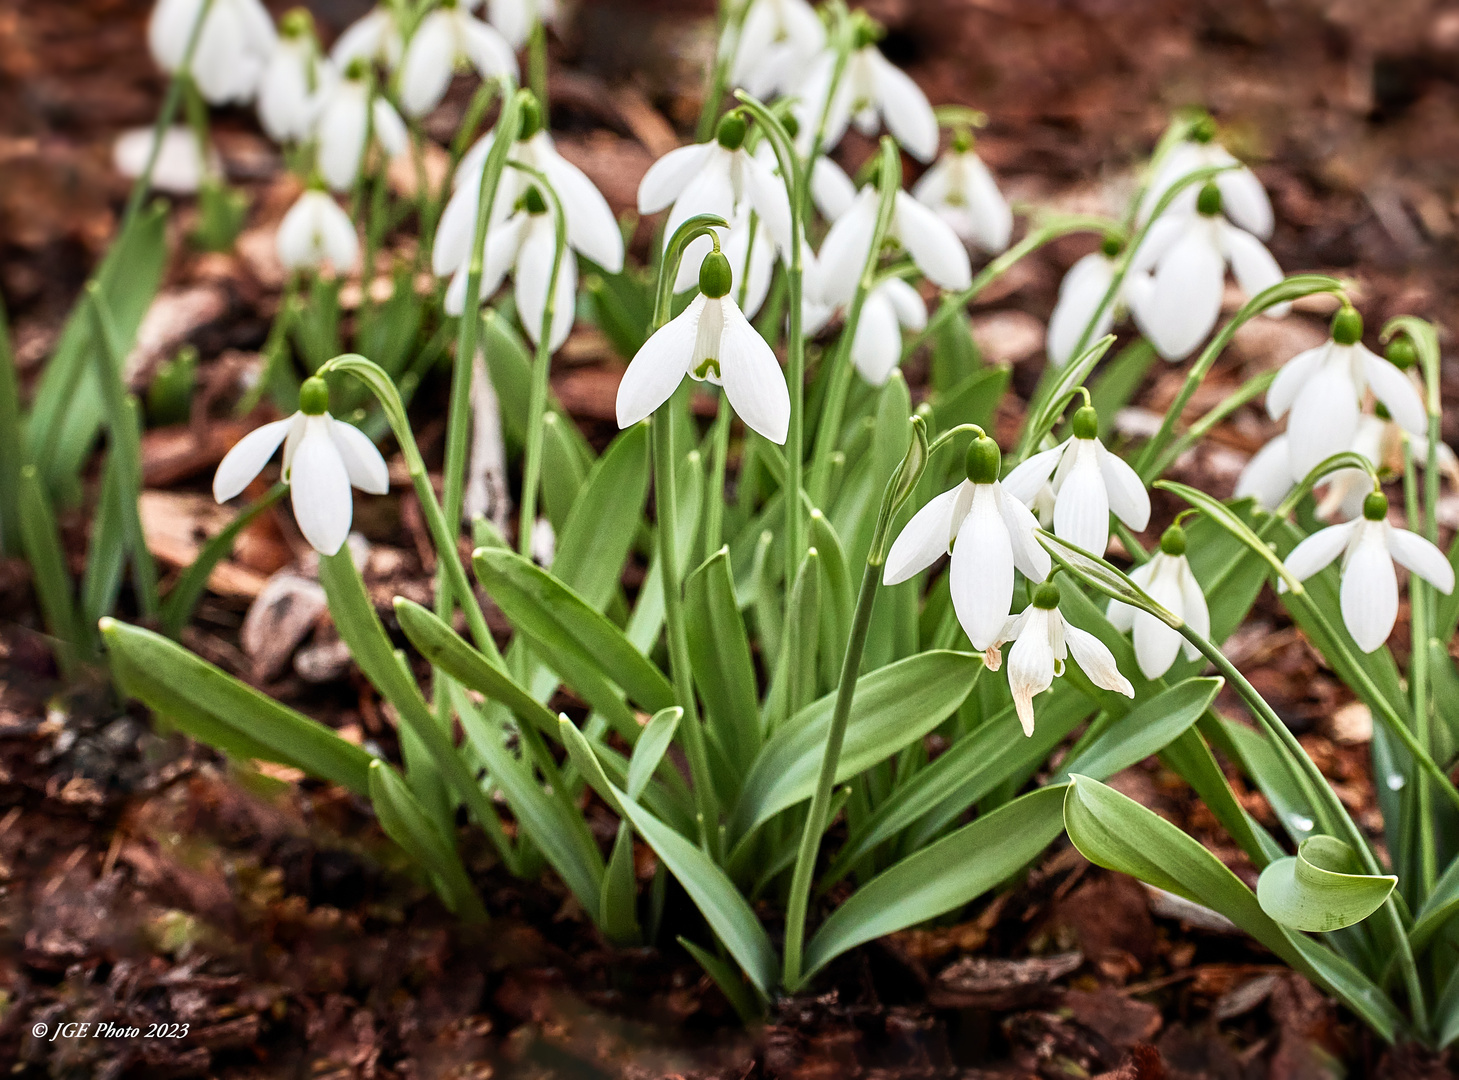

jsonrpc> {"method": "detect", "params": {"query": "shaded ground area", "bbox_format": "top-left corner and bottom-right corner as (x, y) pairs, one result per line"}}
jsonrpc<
(3, 0), (1459, 1076)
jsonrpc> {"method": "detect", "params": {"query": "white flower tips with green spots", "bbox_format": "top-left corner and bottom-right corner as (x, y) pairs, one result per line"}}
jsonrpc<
(1108, 525), (1209, 679)
(1280, 491), (1454, 653)
(616, 250), (789, 444)
(213, 377), (389, 555)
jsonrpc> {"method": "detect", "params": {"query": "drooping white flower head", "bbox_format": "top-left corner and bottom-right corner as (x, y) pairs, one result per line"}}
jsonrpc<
(1003, 403), (1151, 556)
(1139, 118), (1273, 240)
(679, 204), (778, 321)
(818, 184), (972, 308)
(1046, 238), (1123, 369)
(850, 278), (926, 385)
(792, 15), (938, 163)
(148, 0), (276, 104)
(444, 183), (576, 351)
(1265, 307), (1426, 484)
(276, 189), (359, 273)
(1107, 524), (1209, 679)
(995, 579), (1134, 735)
(911, 131), (1012, 254)
(639, 115), (794, 267)
(487, 0), (557, 50)
(398, 0), (518, 117)
(258, 9), (333, 144)
(1281, 490), (1454, 653)
(213, 377), (389, 555)
(1234, 433), (1295, 512)
(726, 0), (826, 99)
(113, 126), (220, 194)
(616, 248), (789, 444)
(434, 103), (624, 278)
(1124, 181), (1285, 361)
(314, 63), (409, 192)
(330, 5), (405, 70)
(884, 435), (1051, 653)
(809, 155), (858, 223)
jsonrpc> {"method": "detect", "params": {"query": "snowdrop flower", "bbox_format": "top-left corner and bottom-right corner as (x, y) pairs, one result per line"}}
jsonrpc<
(435, 101), (624, 278)
(1281, 491), (1453, 653)
(693, 205), (777, 320)
(1234, 433), (1294, 512)
(398, 0), (518, 118)
(258, 9), (332, 144)
(851, 278), (926, 385)
(113, 126), (219, 194)
(727, 0), (825, 99)
(818, 183), (972, 307)
(314, 63), (409, 192)
(213, 377), (388, 555)
(884, 435), (1050, 652)
(792, 14), (938, 163)
(809, 155), (858, 222)
(1319, 408), (1459, 521)
(1140, 117), (1273, 239)
(1108, 524), (1209, 679)
(148, 0), (276, 105)
(911, 131), (1012, 254)
(1125, 182), (1284, 361)
(639, 114), (794, 264)
(1046, 238), (1123, 368)
(444, 184), (575, 351)
(1004, 404), (1151, 556)
(1266, 307), (1425, 484)
(276, 189), (359, 272)
(616, 249), (789, 443)
(330, 5), (404, 69)
(996, 579), (1134, 735)
(488, 0), (556, 50)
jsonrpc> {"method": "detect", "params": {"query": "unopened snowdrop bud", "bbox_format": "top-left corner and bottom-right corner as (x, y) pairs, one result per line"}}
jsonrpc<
(149, 0), (276, 105)
(717, 112), (748, 151)
(1385, 336), (1417, 370)
(1281, 488), (1454, 652)
(999, 578), (1134, 735)
(616, 248), (789, 443)
(276, 188), (360, 272)
(213, 376), (389, 555)
(1003, 402), (1150, 555)
(1265, 305), (1426, 483)
(399, 0), (518, 118)
(966, 434), (1002, 484)
(1107, 523), (1209, 679)
(911, 129), (1012, 254)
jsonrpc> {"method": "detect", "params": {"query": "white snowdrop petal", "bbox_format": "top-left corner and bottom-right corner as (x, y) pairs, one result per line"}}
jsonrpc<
(742, 151), (795, 256)
(1358, 346), (1427, 435)
(893, 192), (973, 292)
(719, 299), (790, 444)
(432, 184), (479, 275)
(883, 483), (966, 586)
(1178, 558), (1210, 647)
(850, 289), (902, 386)
(959, 153), (1013, 253)
(1384, 525), (1455, 594)
(1095, 440), (1151, 531)
(1129, 214), (1187, 274)
(1235, 434), (1294, 510)
(487, 0), (531, 48)
(1340, 527), (1399, 652)
(330, 8), (390, 66)
(910, 157), (952, 210)
(371, 98), (410, 158)
(663, 152), (737, 253)
(810, 156), (858, 222)
(1220, 223), (1285, 311)
(1135, 226), (1224, 361)
(149, 0), (199, 70)
(816, 191), (879, 306)
(1216, 165), (1274, 240)
(950, 486), (1016, 650)
(539, 142), (624, 272)
(1107, 560), (1156, 633)
(868, 52), (937, 162)
(316, 194), (361, 271)
(1065, 622), (1134, 697)
(1286, 364), (1361, 482)
(290, 420), (355, 555)
(882, 277), (927, 330)
(514, 216), (559, 346)
(996, 486), (1051, 583)
(1053, 441), (1111, 555)
(1283, 520), (1360, 583)
(1007, 609), (1055, 735)
(1002, 442), (1066, 507)
(1133, 561), (1184, 679)
(213, 418), (293, 502)
(460, 16), (519, 79)
(398, 12), (455, 117)
(114, 127), (212, 194)
(1047, 254), (1115, 368)
(616, 297), (703, 428)
(317, 86), (368, 191)
(1266, 344), (1328, 420)
(328, 417), (390, 494)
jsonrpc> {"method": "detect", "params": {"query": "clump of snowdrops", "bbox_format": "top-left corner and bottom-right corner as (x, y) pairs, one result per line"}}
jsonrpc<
(6, 0), (1457, 1044)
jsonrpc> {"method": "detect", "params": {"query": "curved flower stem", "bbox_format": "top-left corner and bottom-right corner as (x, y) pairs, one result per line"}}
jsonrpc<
(782, 415), (928, 991)
(807, 137), (901, 507)
(505, 161), (569, 561)
(1402, 443), (1437, 898)
(802, 1), (852, 197)
(527, 20), (549, 115)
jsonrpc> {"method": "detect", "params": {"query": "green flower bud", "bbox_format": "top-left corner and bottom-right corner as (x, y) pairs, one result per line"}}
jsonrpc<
(1190, 115), (1217, 144)
(345, 57), (369, 81)
(716, 112), (747, 151)
(781, 112), (800, 140)
(1159, 524), (1187, 556)
(1363, 491), (1389, 521)
(299, 376), (330, 416)
(1032, 581), (1062, 610)
(522, 185), (548, 215)
(1100, 234), (1122, 259)
(280, 7), (314, 39)
(1196, 181), (1222, 217)
(1071, 405), (1099, 440)
(518, 94), (543, 141)
(950, 129), (973, 154)
(1330, 306), (1363, 346)
(851, 11), (884, 48)
(1385, 336), (1417, 371)
(965, 434), (1001, 484)
(699, 250), (733, 298)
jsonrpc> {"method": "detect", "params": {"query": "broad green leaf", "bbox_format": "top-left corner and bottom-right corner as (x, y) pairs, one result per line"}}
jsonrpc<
(929, 309), (980, 393)
(931, 363), (1008, 436)
(81, 451), (126, 631)
(0, 294), (22, 553)
(368, 760), (485, 921)
(626, 446), (703, 653)
(1064, 775), (1403, 1041)
(803, 786), (1066, 980)
(1223, 718), (1326, 844)
(1439, 963), (1459, 1048)
(19, 466), (82, 672)
(685, 548), (760, 785)
(481, 310), (592, 464)
(627, 706), (682, 801)
(551, 422), (650, 610)
(762, 547), (820, 731)
(475, 547), (674, 713)
(810, 509), (853, 687)
(1257, 836), (1396, 933)
(540, 411), (589, 532)
(101, 619), (372, 792)
(1056, 677), (1221, 782)
(679, 936), (766, 1023)
(732, 650), (981, 841)
(1406, 851), (1459, 953)
(600, 825), (641, 944)
(1160, 726), (1280, 868)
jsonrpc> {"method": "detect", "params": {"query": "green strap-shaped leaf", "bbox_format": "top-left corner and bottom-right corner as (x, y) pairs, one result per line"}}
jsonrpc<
(1055, 677), (1222, 782)
(685, 549), (761, 785)
(731, 650), (981, 842)
(678, 936), (766, 1023)
(551, 422), (650, 610)
(539, 411), (589, 532)
(1406, 851), (1459, 954)
(1155, 480), (1305, 593)
(368, 760), (486, 921)
(627, 706), (682, 801)
(101, 619), (372, 793)
(599, 825), (641, 945)
(803, 786), (1067, 980)
(1257, 835), (1396, 933)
